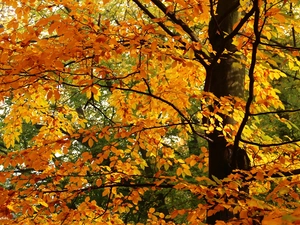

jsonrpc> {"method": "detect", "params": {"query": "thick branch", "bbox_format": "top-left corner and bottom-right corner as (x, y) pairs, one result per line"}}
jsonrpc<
(132, 0), (179, 39)
(151, 0), (199, 42)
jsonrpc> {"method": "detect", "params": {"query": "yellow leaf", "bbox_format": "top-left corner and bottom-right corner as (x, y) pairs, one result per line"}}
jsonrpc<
(86, 89), (92, 99)
(32, 205), (38, 212)
(163, 163), (169, 171)
(265, 31), (271, 40)
(211, 175), (222, 184)
(94, 93), (100, 102)
(159, 213), (164, 218)
(183, 168), (192, 176)
(38, 199), (49, 208)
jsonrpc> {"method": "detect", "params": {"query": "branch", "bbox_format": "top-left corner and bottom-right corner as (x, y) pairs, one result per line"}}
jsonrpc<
(151, 0), (200, 42)
(271, 168), (300, 178)
(43, 75), (212, 142)
(0, 143), (7, 155)
(42, 182), (175, 193)
(142, 78), (152, 94)
(240, 138), (300, 147)
(98, 84), (213, 142)
(234, 168), (300, 181)
(250, 108), (300, 116)
(233, 0), (260, 151)
(260, 35), (300, 51)
(96, 187), (113, 218)
(133, 0), (209, 67)
(132, 0), (178, 39)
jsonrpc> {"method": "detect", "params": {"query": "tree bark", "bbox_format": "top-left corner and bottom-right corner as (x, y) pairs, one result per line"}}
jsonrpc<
(206, 0), (251, 223)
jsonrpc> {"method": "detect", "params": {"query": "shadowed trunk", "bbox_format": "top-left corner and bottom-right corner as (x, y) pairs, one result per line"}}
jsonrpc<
(205, 0), (251, 223)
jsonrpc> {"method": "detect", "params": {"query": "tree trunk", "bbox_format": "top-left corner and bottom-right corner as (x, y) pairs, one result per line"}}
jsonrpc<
(205, 0), (251, 223)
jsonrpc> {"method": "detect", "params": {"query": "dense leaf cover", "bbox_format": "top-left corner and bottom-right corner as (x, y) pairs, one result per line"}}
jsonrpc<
(1, 0), (300, 224)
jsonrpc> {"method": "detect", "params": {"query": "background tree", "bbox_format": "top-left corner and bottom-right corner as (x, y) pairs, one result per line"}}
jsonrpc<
(1, 0), (300, 225)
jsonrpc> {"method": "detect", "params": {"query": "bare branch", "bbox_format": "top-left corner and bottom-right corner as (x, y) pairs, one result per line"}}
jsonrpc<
(250, 108), (300, 116)
(240, 138), (300, 147)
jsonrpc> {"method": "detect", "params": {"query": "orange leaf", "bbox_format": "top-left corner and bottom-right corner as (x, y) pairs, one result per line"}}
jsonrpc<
(176, 167), (182, 176)
(53, 90), (60, 100)
(88, 138), (94, 147)
(240, 210), (248, 218)
(96, 179), (102, 187)
(149, 208), (155, 213)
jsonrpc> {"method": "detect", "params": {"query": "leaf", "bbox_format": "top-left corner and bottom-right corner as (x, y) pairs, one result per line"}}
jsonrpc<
(102, 188), (110, 197)
(176, 167), (182, 176)
(82, 136), (89, 143)
(1, 0), (300, 223)
(183, 168), (192, 176)
(82, 152), (92, 161)
(239, 210), (248, 218)
(96, 179), (102, 187)
(189, 159), (197, 167)
(211, 175), (222, 185)
(53, 90), (60, 100)
(282, 214), (300, 222)
(256, 172), (264, 182)
(265, 31), (271, 40)
(149, 208), (155, 214)
(37, 199), (48, 207)
(88, 138), (94, 147)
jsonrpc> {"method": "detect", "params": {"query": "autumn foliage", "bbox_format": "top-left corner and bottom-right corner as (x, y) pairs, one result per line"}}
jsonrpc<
(1, 0), (300, 224)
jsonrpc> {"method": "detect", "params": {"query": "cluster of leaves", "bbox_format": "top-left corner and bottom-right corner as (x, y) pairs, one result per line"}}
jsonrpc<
(0, 0), (300, 224)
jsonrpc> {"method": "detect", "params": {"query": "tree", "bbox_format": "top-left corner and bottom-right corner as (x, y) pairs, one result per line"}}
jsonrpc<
(1, 0), (300, 224)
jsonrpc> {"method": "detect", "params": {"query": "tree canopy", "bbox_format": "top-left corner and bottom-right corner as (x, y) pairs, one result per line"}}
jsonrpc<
(1, 0), (300, 224)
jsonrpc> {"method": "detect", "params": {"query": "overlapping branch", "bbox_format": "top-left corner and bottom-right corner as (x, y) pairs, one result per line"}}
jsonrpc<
(233, 0), (261, 152)
(132, 0), (209, 67)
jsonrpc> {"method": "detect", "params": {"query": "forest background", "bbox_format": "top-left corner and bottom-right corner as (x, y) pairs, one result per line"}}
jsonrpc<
(1, 0), (300, 224)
